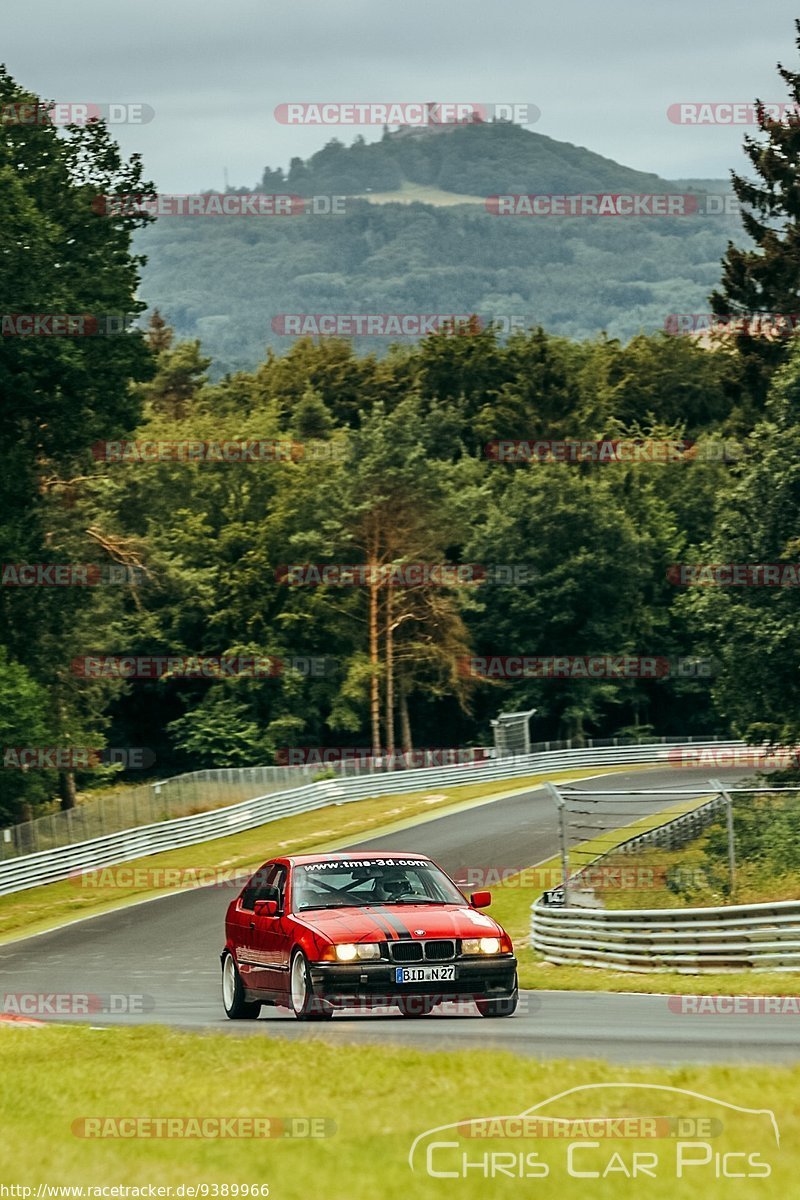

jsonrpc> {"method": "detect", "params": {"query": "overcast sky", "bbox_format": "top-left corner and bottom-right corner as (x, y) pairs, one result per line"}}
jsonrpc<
(5, 2), (800, 191)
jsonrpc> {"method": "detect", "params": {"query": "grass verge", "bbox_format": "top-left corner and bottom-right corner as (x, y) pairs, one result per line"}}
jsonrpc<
(0, 1025), (793, 1196)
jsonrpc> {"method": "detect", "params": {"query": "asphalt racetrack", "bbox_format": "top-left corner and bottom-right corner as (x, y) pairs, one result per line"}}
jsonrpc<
(2, 765), (796, 1064)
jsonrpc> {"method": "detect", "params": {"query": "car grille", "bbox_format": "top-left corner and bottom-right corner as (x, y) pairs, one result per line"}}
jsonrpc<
(424, 939), (455, 961)
(389, 942), (423, 963)
(388, 940), (455, 963)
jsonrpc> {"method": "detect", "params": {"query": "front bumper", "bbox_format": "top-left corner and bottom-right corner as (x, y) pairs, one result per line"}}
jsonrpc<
(308, 955), (517, 1004)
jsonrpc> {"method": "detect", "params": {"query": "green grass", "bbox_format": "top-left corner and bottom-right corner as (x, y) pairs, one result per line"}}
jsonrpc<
(0, 767), (631, 945)
(0, 1026), (793, 1196)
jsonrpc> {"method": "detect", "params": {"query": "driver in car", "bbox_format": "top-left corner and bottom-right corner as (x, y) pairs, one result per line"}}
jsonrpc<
(374, 868), (415, 902)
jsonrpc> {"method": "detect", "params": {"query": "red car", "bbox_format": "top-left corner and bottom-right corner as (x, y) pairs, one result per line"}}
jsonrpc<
(221, 851), (518, 1020)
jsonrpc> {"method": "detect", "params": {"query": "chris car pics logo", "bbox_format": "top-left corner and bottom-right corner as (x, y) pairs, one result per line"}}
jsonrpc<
(409, 1083), (779, 1181)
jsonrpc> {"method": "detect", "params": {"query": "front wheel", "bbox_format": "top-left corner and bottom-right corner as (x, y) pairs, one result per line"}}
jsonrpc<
(476, 979), (518, 1018)
(222, 951), (261, 1020)
(290, 951), (333, 1021)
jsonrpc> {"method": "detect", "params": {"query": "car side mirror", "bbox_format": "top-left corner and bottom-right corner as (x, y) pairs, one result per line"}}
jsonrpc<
(254, 899), (279, 918)
(470, 890), (491, 909)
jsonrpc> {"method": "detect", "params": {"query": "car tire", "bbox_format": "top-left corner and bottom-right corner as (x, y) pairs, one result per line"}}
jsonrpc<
(290, 950), (333, 1021)
(396, 996), (436, 1017)
(476, 978), (519, 1018)
(221, 951), (261, 1020)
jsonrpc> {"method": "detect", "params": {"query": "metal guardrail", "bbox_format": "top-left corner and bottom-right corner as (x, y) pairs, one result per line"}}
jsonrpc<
(0, 735), (734, 861)
(0, 739), (742, 896)
(531, 898), (800, 973)
(531, 773), (800, 973)
(607, 794), (727, 857)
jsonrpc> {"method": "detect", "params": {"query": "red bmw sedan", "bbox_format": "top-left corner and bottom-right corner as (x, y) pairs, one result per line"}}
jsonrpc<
(221, 851), (518, 1020)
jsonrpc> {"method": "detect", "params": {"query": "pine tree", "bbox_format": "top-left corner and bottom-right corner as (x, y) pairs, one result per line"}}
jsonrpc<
(710, 19), (800, 401)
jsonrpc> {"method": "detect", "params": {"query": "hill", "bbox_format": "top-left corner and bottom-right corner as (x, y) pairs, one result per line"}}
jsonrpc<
(135, 123), (739, 373)
(258, 120), (679, 198)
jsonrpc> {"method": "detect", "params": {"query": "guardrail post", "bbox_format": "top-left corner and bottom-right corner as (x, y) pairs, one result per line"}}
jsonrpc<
(546, 781), (570, 905)
(710, 777), (736, 898)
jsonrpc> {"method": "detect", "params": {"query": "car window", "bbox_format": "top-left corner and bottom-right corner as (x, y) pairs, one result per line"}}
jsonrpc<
(270, 865), (287, 911)
(291, 860), (465, 910)
(240, 863), (276, 911)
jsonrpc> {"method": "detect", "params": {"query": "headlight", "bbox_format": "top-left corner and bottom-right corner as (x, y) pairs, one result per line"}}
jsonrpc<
(462, 937), (502, 955)
(335, 943), (381, 962)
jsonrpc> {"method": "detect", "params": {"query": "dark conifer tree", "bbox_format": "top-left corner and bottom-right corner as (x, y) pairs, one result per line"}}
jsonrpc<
(710, 19), (800, 402)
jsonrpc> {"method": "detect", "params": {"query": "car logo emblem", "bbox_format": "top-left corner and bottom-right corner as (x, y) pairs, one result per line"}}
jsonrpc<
(414, 929), (426, 936)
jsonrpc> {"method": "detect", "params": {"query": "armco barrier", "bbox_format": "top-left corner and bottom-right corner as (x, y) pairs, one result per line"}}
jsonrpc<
(531, 773), (800, 973)
(531, 898), (800, 973)
(0, 735), (740, 861)
(0, 740), (745, 896)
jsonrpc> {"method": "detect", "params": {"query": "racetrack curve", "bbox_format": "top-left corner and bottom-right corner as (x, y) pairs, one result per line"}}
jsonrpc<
(2, 765), (796, 1065)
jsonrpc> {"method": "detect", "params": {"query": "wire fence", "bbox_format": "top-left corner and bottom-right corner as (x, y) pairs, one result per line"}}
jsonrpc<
(532, 780), (800, 970)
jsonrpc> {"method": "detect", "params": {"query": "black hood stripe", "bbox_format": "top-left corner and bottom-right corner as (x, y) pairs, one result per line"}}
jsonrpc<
(371, 907), (412, 939)
(364, 910), (398, 940)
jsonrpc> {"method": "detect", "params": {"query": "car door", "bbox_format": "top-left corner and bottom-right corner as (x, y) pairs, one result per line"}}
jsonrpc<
(249, 864), (292, 997)
(232, 861), (274, 993)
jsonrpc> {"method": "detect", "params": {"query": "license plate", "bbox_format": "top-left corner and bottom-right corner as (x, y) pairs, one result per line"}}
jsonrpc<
(395, 965), (456, 984)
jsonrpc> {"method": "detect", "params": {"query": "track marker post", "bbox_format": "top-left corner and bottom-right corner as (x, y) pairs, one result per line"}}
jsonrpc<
(709, 777), (736, 899)
(546, 781), (570, 906)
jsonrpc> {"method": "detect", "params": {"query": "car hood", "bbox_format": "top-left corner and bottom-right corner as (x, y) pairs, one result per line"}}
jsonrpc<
(292, 903), (505, 941)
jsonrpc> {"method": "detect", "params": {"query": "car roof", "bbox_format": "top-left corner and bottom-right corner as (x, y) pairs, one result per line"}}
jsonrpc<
(283, 851), (432, 866)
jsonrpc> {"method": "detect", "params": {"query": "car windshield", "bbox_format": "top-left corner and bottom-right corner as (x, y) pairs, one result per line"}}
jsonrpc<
(292, 858), (465, 911)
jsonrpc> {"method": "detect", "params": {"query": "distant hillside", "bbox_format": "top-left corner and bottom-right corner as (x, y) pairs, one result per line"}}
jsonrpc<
(135, 123), (740, 373)
(255, 121), (680, 198)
